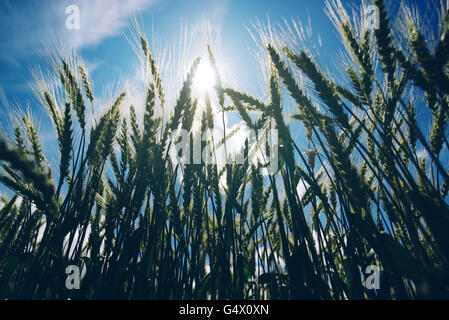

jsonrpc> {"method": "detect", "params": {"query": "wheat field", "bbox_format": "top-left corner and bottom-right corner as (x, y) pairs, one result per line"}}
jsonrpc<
(0, 0), (448, 300)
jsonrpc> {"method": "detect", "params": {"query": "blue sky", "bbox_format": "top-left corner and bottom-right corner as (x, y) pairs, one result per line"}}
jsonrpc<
(0, 0), (341, 125)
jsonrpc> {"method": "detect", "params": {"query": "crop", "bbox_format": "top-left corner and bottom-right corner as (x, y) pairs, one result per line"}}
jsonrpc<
(0, 0), (448, 299)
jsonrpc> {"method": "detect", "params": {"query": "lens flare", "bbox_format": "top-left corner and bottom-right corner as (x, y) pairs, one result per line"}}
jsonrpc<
(193, 60), (216, 92)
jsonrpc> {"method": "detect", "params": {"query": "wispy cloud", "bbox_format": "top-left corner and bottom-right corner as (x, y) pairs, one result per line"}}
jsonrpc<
(0, 0), (157, 66)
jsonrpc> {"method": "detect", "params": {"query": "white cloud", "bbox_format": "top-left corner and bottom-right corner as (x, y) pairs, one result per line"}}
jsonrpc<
(0, 0), (157, 64)
(60, 0), (157, 48)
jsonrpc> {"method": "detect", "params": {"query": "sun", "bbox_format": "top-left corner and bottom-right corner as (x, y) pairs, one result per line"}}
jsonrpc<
(193, 60), (216, 92)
